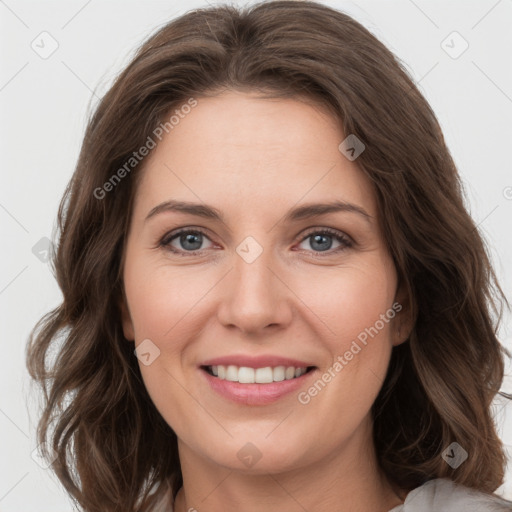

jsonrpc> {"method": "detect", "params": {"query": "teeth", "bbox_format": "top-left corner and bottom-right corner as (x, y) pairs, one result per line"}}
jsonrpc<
(209, 365), (309, 383)
(285, 366), (296, 380)
(238, 366), (255, 383)
(226, 365), (239, 381)
(273, 366), (285, 382)
(255, 367), (273, 383)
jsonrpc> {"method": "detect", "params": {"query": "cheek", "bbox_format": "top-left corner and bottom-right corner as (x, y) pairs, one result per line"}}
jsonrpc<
(124, 260), (207, 430)
(295, 262), (396, 408)
(340, 276), (395, 346)
(296, 260), (396, 348)
(124, 259), (208, 341)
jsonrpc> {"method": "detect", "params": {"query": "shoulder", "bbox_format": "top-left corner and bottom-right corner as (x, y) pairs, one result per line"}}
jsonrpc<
(150, 478), (512, 512)
(389, 478), (512, 512)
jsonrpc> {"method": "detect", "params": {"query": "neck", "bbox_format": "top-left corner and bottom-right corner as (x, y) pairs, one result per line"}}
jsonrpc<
(173, 417), (405, 512)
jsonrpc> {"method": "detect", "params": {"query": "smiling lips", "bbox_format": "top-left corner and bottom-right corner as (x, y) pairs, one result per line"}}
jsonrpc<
(199, 354), (317, 405)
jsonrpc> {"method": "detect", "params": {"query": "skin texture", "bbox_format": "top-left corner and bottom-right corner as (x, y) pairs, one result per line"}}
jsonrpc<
(121, 90), (413, 512)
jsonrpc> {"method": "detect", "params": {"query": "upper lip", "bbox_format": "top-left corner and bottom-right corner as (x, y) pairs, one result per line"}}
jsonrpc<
(200, 354), (316, 369)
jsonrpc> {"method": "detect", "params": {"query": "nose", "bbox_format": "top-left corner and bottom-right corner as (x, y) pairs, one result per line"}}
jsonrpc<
(216, 241), (293, 335)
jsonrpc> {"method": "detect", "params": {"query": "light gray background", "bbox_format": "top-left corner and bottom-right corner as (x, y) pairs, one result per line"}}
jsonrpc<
(1, 0), (511, 510)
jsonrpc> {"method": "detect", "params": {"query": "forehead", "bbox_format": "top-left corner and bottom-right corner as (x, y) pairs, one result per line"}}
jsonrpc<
(132, 91), (376, 222)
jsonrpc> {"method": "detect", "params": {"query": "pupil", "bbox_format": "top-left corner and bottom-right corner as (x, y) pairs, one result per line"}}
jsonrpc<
(182, 233), (202, 250)
(311, 234), (332, 251)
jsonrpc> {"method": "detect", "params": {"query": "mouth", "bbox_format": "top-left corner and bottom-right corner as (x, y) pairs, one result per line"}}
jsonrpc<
(199, 364), (318, 405)
(201, 364), (317, 383)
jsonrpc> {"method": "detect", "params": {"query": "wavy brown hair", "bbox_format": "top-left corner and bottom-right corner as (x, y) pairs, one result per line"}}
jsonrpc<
(26, 1), (512, 510)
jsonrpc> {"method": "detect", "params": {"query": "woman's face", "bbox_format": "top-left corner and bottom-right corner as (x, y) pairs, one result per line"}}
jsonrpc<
(121, 90), (407, 474)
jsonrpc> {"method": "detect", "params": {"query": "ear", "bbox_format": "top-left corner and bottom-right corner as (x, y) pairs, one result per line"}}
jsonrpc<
(391, 279), (414, 347)
(119, 290), (135, 341)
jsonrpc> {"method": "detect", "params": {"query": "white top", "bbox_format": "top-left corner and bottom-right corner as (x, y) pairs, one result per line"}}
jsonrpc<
(152, 478), (512, 511)
(388, 478), (512, 511)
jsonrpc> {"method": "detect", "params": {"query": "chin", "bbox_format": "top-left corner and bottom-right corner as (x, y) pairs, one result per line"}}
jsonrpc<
(196, 433), (315, 475)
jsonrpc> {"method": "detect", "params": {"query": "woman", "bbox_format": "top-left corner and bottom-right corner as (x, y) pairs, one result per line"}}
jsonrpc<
(26, 1), (512, 511)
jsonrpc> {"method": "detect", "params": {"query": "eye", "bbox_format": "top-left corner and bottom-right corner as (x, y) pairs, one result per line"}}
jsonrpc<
(158, 227), (353, 257)
(159, 228), (214, 256)
(295, 228), (353, 255)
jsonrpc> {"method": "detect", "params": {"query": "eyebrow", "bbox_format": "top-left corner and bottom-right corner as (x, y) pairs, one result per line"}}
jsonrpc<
(144, 199), (372, 225)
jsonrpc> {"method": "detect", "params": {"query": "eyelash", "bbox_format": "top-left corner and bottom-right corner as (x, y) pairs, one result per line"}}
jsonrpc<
(158, 227), (353, 257)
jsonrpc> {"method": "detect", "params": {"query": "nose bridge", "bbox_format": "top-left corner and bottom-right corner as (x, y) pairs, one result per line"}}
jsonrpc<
(217, 233), (291, 332)
(233, 235), (278, 306)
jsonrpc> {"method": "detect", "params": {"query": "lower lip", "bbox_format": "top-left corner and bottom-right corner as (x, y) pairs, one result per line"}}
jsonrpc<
(200, 368), (317, 405)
